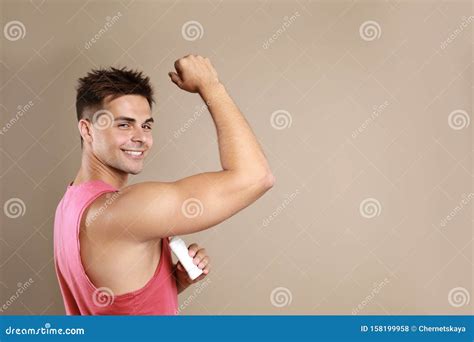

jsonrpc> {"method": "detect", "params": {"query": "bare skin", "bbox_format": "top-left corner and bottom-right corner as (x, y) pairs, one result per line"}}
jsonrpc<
(75, 54), (274, 297)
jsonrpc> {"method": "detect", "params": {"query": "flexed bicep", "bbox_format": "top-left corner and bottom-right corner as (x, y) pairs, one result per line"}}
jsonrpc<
(106, 171), (273, 242)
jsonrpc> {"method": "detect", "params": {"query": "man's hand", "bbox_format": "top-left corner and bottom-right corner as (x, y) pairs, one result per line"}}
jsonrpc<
(168, 54), (220, 94)
(174, 242), (210, 294)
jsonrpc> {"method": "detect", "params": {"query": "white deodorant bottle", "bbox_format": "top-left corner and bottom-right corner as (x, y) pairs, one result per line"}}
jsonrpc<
(169, 236), (203, 280)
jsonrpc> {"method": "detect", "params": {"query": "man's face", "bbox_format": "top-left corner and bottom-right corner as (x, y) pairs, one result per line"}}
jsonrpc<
(87, 94), (154, 175)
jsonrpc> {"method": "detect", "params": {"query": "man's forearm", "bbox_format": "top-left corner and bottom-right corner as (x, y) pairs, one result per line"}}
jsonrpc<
(176, 279), (189, 294)
(199, 83), (273, 180)
(173, 263), (191, 294)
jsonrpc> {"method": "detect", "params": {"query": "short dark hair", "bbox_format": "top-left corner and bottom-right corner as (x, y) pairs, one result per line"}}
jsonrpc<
(75, 66), (155, 147)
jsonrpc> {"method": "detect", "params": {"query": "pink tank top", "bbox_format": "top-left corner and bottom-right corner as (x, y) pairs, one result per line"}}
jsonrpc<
(53, 179), (178, 315)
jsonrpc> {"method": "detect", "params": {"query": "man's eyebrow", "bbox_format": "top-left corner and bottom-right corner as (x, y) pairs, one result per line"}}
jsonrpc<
(114, 116), (154, 124)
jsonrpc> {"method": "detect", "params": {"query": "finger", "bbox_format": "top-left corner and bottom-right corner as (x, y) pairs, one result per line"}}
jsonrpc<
(168, 72), (182, 87)
(197, 256), (209, 269)
(176, 262), (184, 272)
(193, 248), (207, 264)
(193, 273), (207, 282)
(188, 243), (199, 257)
(174, 59), (184, 73)
(203, 264), (210, 274)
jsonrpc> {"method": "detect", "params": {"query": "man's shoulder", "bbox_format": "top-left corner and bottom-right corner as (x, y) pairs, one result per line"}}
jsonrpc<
(81, 191), (121, 237)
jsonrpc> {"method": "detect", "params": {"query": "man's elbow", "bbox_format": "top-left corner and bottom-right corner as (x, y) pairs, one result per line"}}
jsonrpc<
(254, 170), (275, 191)
(234, 169), (275, 192)
(263, 171), (275, 189)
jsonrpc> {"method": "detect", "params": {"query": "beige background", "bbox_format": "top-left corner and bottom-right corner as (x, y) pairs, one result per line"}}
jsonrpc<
(0, 0), (472, 315)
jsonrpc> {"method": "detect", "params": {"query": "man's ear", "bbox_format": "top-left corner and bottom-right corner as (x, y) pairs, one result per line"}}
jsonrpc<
(78, 118), (93, 145)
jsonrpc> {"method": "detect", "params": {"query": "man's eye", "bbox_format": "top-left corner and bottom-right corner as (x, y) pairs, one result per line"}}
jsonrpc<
(118, 123), (129, 128)
(144, 125), (152, 130)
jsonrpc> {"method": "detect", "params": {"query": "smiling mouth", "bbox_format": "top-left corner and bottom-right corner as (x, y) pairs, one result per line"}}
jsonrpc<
(121, 149), (145, 158)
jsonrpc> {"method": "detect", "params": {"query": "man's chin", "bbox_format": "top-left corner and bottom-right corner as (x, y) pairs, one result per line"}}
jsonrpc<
(127, 168), (143, 175)
(116, 162), (143, 175)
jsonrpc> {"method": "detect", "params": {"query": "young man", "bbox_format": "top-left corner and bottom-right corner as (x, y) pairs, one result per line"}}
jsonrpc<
(53, 54), (274, 315)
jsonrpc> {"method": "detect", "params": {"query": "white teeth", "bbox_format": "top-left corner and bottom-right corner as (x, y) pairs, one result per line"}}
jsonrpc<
(123, 150), (143, 156)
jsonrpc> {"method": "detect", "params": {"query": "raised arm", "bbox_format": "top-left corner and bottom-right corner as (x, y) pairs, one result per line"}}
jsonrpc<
(97, 55), (274, 241)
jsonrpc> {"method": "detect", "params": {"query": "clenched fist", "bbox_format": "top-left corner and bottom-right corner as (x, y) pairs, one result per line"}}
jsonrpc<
(168, 54), (220, 94)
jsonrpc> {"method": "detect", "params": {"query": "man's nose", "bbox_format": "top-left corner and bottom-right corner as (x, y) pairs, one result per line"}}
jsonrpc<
(131, 127), (147, 143)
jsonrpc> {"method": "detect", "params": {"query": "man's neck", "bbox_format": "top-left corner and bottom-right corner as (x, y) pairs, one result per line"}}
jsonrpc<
(73, 151), (128, 189)
(72, 171), (127, 190)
